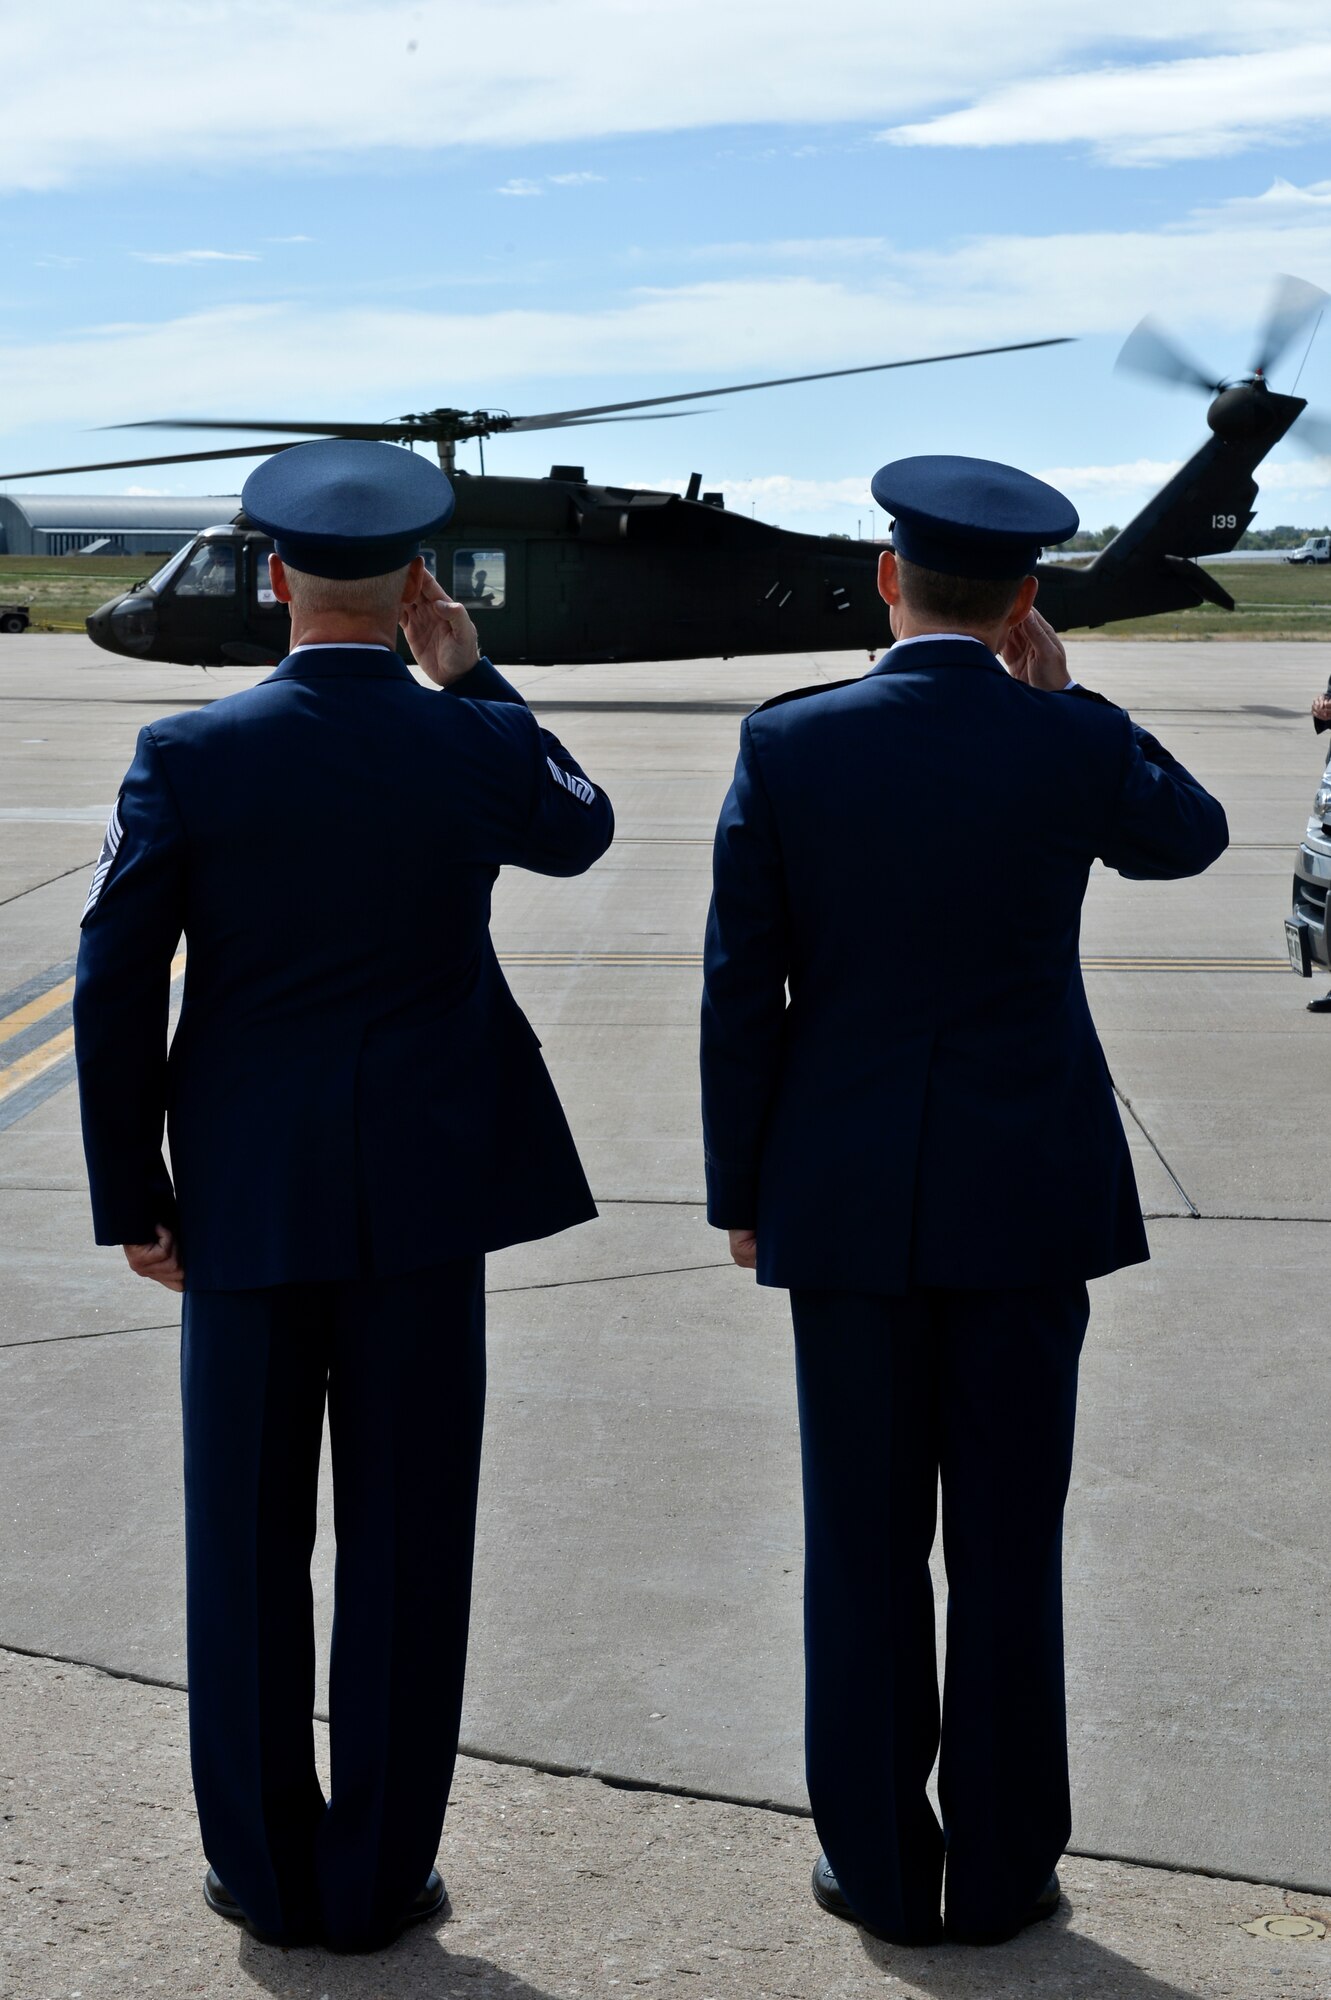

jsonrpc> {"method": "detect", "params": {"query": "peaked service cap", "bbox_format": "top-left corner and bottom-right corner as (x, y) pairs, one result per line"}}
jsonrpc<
(871, 454), (1078, 579)
(241, 438), (455, 580)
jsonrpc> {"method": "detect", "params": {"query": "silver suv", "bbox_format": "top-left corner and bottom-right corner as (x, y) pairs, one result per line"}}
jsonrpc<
(1287, 771), (1331, 973)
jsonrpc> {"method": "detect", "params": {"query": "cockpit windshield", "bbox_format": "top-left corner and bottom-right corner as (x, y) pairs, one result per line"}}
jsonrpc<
(145, 544), (194, 594)
(172, 542), (238, 598)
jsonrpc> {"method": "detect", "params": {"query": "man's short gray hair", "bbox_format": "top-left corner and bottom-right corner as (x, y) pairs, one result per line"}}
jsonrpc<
(280, 562), (412, 620)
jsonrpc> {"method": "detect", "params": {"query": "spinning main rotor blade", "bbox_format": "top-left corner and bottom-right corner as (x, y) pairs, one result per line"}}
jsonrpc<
(97, 336), (1074, 446)
(0, 440), (306, 481)
(1115, 317), (1219, 394)
(1252, 273), (1329, 378)
(109, 418), (427, 439)
(499, 337), (1074, 427)
(0, 415), (696, 483)
(5, 335), (1070, 482)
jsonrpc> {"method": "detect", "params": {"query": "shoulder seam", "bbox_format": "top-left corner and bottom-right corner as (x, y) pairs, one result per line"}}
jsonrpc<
(140, 723), (187, 833)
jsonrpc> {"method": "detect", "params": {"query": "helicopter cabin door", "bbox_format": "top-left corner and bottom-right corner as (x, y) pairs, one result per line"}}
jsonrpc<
(158, 536), (245, 666)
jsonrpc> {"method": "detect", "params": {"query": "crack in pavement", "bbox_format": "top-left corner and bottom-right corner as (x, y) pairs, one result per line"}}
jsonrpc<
(0, 1320), (178, 1352)
(0, 859), (97, 911)
(1111, 1082), (1200, 1218)
(0, 1264), (735, 1349)
(3, 1642), (1329, 1897)
(488, 1260), (731, 1296)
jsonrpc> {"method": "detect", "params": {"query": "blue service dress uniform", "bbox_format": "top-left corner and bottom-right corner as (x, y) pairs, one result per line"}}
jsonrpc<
(74, 645), (613, 1947)
(700, 637), (1228, 1942)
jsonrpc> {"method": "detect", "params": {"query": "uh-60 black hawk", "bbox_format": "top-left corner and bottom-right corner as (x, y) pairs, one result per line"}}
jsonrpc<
(4, 274), (1328, 671)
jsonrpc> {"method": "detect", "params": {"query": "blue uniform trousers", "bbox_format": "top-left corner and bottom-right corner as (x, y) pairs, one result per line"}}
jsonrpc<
(790, 1280), (1089, 1944)
(181, 1257), (486, 1949)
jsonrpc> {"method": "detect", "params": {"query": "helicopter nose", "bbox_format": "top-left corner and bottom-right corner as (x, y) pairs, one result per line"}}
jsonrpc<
(87, 592), (156, 656)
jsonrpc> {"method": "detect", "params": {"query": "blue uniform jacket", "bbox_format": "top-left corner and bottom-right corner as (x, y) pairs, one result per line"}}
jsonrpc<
(700, 639), (1229, 1294)
(74, 649), (614, 1290)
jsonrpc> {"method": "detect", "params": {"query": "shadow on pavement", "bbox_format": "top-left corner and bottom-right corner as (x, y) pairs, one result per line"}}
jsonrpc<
(237, 1931), (560, 1998)
(860, 1902), (1207, 1999)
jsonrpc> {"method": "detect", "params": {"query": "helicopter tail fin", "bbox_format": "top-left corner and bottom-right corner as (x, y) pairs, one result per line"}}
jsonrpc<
(1037, 388), (1304, 629)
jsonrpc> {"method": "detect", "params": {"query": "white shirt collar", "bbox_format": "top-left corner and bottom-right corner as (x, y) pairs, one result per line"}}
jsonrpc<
(285, 641), (398, 658)
(888, 632), (993, 654)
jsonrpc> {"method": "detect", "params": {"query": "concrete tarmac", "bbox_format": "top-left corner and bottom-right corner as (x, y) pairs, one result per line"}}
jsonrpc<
(7, 1648), (1330, 2000)
(1, 636), (1329, 1988)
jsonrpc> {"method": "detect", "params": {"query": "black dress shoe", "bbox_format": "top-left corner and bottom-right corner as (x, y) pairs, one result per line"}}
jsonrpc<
(403, 1868), (449, 1928)
(810, 1853), (943, 1948)
(202, 1867), (320, 1948)
(1308, 992), (1331, 1013)
(945, 1871), (1062, 1945)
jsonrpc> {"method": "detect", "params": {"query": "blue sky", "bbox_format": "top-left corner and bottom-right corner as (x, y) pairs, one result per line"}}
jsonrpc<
(3, 1), (1331, 537)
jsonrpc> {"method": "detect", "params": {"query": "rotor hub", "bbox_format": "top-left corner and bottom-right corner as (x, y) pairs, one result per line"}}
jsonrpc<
(1207, 380), (1270, 441)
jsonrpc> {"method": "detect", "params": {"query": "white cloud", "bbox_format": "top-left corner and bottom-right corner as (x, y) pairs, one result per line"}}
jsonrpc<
(496, 178), (543, 197)
(0, 178), (1329, 443)
(883, 43), (1331, 166)
(264, 233), (315, 243)
(1036, 459), (1183, 494)
(1029, 454), (1331, 527)
(1245, 454), (1331, 493)
(132, 249), (260, 265)
(547, 170), (605, 186)
(3, 3), (1331, 187)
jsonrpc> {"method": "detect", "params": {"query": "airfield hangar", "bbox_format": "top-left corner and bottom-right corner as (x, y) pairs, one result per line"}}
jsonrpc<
(0, 494), (241, 558)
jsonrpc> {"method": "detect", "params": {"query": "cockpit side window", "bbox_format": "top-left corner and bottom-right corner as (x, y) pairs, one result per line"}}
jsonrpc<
(452, 548), (505, 609)
(173, 543), (238, 598)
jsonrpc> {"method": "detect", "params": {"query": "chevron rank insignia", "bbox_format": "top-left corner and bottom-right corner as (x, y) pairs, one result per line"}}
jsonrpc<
(81, 801), (124, 921)
(547, 756), (595, 807)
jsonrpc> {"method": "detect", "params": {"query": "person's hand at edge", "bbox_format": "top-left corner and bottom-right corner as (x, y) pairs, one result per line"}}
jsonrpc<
(401, 571), (482, 688)
(1311, 694), (1331, 724)
(1002, 606), (1071, 691)
(123, 1223), (185, 1293)
(728, 1227), (758, 1271)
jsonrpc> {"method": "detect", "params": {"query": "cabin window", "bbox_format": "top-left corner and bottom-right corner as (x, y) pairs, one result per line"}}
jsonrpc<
(452, 548), (505, 609)
(251, 543), (279, 606)
(173, 543), (238, 598)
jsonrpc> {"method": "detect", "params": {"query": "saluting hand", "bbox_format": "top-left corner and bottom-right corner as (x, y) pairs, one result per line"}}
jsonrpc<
(123, 1223), (185, 1294)
(1001, 606), (1071, 691)
(400, 571), (482, 688)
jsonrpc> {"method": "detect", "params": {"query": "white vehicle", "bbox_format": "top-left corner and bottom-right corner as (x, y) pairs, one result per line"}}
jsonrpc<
(1285, 536), (1330, 564)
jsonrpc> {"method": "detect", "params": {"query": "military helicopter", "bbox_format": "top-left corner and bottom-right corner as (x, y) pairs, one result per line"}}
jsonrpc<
(3, 279), (1326, 669)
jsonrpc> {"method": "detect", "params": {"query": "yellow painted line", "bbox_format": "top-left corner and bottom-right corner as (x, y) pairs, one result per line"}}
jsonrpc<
(0, 1026), (74, 1103)
(0, 953), (186, 1108)
(1083, 958), (1286, 971)
(0, 975), (75, 1045)
(499, 952), (1292, 971)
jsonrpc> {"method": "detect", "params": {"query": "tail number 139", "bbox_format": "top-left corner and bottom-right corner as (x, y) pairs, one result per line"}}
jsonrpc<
(1212, 513), (1239, 529)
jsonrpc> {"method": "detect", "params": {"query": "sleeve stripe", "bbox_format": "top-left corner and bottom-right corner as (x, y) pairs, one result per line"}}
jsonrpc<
(546, 755), (595, 807)
(81, 802), (124, 921)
